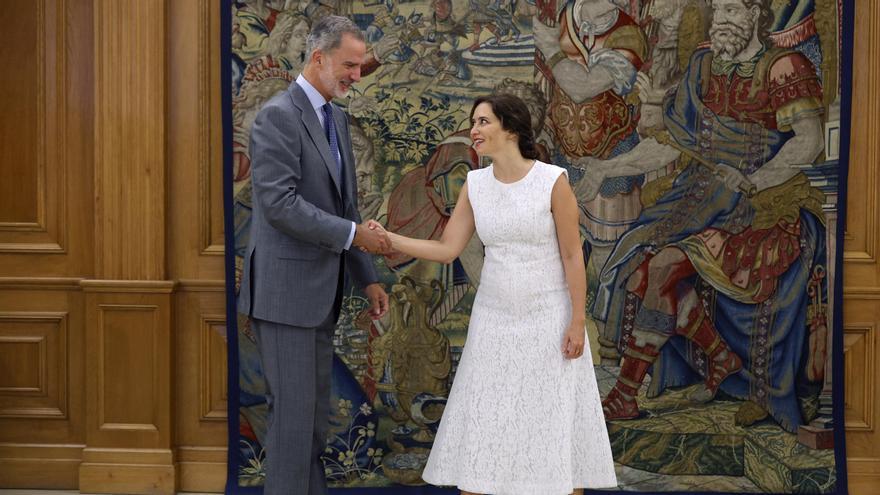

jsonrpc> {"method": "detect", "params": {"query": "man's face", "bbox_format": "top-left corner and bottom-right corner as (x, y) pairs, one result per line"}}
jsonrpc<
(315, 33), (366, 99)
(709, 0), (757, 59)
(282, 19), (310, 68)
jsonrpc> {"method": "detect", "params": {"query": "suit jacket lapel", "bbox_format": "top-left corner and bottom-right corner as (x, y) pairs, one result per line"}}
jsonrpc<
(289, 84), (343, 197)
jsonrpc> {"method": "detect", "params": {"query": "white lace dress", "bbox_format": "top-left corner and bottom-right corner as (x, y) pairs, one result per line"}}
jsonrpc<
(421, 161), (618, 494)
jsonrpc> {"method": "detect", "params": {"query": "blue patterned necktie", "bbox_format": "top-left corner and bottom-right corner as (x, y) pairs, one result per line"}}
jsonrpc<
(321, 102), (343, 186)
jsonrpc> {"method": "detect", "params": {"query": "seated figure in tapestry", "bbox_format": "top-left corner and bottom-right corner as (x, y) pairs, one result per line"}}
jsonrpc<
(581, 0), (829, 433)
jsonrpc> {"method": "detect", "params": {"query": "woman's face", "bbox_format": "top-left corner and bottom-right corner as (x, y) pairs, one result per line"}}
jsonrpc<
(470, 102), (514, 157)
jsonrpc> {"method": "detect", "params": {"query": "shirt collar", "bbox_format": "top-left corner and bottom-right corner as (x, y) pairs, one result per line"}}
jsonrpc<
(296, 73), (329, 112)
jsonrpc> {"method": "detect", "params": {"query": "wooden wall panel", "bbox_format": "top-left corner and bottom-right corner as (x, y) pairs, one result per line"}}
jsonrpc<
(0, 311), (68, 419)
(93, 0), (166, 280)
(845, 0), (880, 281)
(0, 0), (93, 274)
(0, 2), (40, 226)
(167, 0), (228, 490)
(78, 0), (175, 492)
(0, 282), (85, 489)
(168, 0), (225, 280)
(843, 292), (880, 483)
(0, 0), (90, 472)
(842, 318), (875, 431)
(96, 304), (161, 430)
(200, 313), (229, 422)
(198, 0), (226, 258)
(79, 281), (174, 495)
(844, 1), (880, 490)
(175, 286), (228, 493)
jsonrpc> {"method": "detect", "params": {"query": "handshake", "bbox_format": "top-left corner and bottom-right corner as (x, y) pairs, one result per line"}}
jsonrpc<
(353, 220), (393, 254)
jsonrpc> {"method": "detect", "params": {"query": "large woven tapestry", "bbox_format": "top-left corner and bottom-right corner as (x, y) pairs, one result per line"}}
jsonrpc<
(222, 0), (853, 492)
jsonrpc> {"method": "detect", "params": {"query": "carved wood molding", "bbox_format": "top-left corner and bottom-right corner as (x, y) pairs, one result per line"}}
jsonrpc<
(0, 311), (68, 419)
(176, 279), (224, 292)
(843, 324), (875, 431)
(95, 303), (161, 433)
(199, 0), (224, 257)
(0, 277), (83, 290)
(843, 287), (880, 298)
(80, 280), (175, 293)
(199, 314), (227, 421)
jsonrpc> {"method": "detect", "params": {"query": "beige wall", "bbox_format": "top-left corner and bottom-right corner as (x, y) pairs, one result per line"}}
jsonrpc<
(0, 0), (877, 492)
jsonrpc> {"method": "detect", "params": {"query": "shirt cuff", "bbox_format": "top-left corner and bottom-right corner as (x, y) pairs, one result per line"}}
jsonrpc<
(343, 221), (356, 251)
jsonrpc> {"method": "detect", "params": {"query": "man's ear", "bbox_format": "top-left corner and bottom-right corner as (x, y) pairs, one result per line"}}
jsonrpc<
(749, 5), (760, 25)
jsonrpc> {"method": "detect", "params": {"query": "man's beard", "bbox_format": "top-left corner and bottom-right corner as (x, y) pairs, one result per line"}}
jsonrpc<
(319, 66), (352, 99)
(649, 46), (680, 88)
(709, 21), (753, 59)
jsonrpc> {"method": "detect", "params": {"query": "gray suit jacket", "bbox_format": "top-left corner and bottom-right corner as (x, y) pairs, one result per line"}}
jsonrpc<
(238, 81), (378, 328)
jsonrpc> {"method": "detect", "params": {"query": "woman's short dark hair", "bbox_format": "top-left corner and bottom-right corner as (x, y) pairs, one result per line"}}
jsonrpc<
(470, 93), (539, 160)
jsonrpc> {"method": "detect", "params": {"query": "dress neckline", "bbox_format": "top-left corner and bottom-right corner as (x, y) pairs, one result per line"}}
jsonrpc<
(491, 160), (540, 186)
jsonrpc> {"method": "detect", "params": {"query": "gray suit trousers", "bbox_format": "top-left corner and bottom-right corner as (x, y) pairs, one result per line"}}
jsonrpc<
(252, 314), (335, 495)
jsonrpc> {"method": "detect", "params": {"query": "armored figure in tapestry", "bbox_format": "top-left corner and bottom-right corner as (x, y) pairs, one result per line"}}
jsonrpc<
(532, 0), (648, 287)
(586, 0), (829, 433)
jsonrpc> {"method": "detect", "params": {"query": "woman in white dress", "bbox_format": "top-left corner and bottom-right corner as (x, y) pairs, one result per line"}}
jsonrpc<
(367, 94), (617, 495)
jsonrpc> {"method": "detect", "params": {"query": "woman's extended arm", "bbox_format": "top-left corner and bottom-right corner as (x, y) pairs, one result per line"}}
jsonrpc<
(368, 182), (476, 264)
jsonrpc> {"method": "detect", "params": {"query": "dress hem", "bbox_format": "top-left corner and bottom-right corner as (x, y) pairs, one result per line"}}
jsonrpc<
(422, 474), (620, 494)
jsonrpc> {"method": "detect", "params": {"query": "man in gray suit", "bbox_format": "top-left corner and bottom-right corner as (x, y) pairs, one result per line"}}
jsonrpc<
(238, 15), (390, 495)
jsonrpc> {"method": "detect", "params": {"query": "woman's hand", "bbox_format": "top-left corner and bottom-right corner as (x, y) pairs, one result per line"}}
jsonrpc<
(562, 322), (586, 360)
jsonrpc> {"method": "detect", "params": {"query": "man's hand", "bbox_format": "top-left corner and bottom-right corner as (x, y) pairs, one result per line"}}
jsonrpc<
(714, 163), (754, 194)
(635, 72), (668, 105)
(366, 219), (386, 234)
(364, 283), (389, 319)
(353, 222), (391, 254)
(366, 220), (396, 254)
(571, 156), (610, 202)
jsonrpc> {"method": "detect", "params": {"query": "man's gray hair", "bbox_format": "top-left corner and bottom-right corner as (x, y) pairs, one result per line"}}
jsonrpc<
(305, 15), (364, 62)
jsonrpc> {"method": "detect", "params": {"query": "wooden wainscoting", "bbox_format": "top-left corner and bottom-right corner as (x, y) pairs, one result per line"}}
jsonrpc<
(167, 0), (228, 491)
(0, 0), (92, 488)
